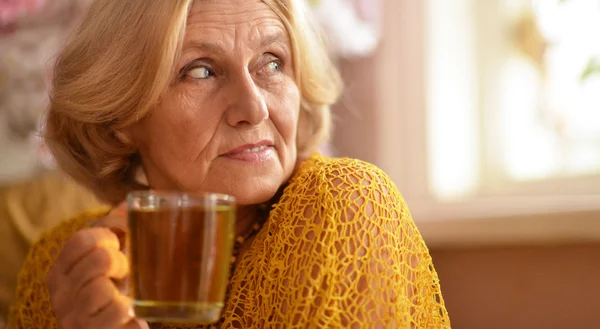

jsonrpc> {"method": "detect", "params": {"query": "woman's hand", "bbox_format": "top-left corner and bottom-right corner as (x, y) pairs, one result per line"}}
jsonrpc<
(46, 204), (149, 329)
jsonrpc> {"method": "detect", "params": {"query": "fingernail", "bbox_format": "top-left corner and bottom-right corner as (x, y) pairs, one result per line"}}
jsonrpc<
(128, 307), (135, 317)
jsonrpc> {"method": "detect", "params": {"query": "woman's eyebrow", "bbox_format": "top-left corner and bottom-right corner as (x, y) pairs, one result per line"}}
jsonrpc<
(259, 30), (289, 49)
(185, 40), (226, 55)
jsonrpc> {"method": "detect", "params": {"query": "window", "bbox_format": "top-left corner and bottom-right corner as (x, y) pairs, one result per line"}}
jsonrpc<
(425, 0), (600, 203)
(367, 0), (600, 235)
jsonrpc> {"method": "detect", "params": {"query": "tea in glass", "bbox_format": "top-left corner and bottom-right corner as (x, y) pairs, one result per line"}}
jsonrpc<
(127, 191), (235, 324)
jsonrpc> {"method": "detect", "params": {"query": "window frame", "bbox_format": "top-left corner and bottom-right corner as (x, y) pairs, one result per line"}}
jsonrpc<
(370, 0), (600, 246)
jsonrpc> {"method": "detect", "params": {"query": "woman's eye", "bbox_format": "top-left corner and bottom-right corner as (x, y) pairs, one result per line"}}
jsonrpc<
(266, 60), (280, 73)
(187, 66), (213, 79)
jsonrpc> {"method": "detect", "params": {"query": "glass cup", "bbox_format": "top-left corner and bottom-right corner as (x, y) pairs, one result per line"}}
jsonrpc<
(126, 191), (236, 324)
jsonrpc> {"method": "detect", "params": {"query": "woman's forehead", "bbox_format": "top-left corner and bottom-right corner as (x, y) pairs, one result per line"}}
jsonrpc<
(187, 0), (281, 27)
(184, 0), (289, 52)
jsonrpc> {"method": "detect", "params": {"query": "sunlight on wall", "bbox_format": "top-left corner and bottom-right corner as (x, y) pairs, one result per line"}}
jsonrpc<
(425, 0), (479, 200)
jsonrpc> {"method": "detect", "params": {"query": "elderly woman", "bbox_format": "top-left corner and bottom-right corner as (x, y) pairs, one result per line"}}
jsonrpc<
(8, 0), (450, 328)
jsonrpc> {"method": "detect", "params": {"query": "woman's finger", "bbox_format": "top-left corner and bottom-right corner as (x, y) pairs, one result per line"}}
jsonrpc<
(62, 290), (136, 329)
(88, 294), (135, 329)
(76, 276), (120, 316)
(122, 318), (150, 329)
(55, 281), (125, 329)
(93, 203), (129, 251)
(69, 246), (129, 296)
(47, 265), (69, 313)
(109, 201), (127, 218)
(48, 277), (72, 321)
(94, 202), (127, 230)
(48, 227), (120, 317)
(54, 228), (120, 276)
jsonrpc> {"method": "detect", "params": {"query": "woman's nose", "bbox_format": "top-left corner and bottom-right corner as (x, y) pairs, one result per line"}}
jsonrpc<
(225, 71), (269, 127)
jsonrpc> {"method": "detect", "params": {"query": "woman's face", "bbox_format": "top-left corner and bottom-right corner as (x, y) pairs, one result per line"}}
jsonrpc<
(129, 0), (299, 205)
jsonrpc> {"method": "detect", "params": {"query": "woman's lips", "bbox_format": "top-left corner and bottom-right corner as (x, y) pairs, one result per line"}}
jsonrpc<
(223, 145), (275, 162)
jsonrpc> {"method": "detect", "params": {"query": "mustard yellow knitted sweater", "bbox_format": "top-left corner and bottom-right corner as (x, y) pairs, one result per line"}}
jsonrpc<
(9, 154), (450, 328)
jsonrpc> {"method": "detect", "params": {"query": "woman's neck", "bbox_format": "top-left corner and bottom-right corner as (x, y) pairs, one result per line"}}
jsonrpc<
(234, 204), (262, 238)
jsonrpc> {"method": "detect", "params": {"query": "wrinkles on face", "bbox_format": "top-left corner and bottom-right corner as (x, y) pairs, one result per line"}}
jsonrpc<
(182, 3), (287, 64)
(128, 0), (299, 206)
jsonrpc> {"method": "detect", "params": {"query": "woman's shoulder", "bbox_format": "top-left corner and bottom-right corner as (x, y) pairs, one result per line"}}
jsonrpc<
(296, 152), (384, 172)
(289, 153), (401, 196)
(273, 153), (408, 224)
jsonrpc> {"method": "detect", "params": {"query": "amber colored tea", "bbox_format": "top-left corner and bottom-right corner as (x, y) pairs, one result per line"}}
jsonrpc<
(127, 203), (235, 324)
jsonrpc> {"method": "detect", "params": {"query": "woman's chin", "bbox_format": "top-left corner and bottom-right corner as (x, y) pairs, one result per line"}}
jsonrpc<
(207, 157), (292, 205)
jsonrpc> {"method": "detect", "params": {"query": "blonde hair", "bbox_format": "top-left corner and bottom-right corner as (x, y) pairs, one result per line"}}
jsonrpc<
(45, 0), (342, 205)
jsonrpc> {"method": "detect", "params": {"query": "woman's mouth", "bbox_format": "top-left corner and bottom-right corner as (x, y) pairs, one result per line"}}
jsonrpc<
(241, 145), (269, 153)
(223, 142), (275, 162)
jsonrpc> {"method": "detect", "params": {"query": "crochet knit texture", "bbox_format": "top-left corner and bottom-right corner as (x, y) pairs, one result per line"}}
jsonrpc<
(9, 154), (450, 328)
